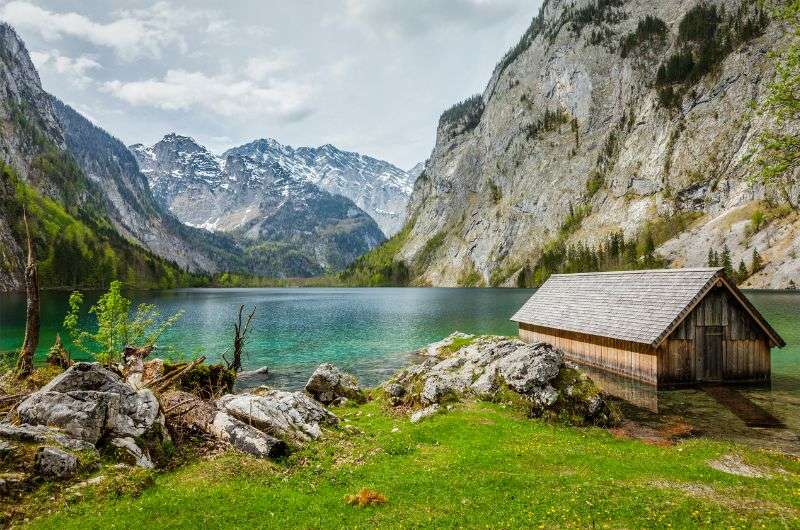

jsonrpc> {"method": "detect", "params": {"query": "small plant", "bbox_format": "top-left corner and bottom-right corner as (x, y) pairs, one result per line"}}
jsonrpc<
(749, 209), (765, 234)
(345, 488), (387, 507)
(487, 179), (502, 204)
(63, 280), (183, 364)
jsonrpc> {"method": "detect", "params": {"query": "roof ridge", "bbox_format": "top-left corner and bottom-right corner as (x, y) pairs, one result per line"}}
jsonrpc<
(550, 268), (722, 278)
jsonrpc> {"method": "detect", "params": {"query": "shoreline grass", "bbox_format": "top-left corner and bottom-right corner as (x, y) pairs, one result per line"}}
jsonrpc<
(21, 400), (800, 529)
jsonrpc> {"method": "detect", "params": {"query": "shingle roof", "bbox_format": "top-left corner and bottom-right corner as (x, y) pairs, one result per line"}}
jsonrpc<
(510, 268), (785, 347)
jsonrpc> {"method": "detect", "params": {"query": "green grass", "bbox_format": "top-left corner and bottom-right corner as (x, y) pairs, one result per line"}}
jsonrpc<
(24, 400), (800, 529)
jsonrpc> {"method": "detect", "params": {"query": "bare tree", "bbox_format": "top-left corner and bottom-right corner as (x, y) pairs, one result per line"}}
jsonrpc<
(223, 305), (256, 373)
(16, 210), (39, 377)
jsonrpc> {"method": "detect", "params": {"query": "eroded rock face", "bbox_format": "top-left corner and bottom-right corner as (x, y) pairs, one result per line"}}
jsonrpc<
(218, 390), (338, 443)
(305, 363), (366, 405)
(17, 391), (118, 444)
(13, 363), (167, 465)
(210, 412), (289, 459)
(34, 447), (77, 480)
(385, 335), (616, 426)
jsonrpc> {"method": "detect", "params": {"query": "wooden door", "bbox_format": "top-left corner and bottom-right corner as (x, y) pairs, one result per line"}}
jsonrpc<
(700, 326), (723, 381)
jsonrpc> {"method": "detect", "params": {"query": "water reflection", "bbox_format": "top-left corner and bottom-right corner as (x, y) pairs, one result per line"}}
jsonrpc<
(577, 361), (800, 454)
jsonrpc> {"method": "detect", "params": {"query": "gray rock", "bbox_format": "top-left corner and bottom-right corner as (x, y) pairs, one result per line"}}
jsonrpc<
(0, 439), (14, 457)
(385, 383), (405, 398)
(34, 446), (78, 480)
(210, 412), (289, 459)
(305, 363), (365, 405)
(110, 437), (153, 469)
(410, 404), (440, 424)
(0, 423), (51, 442)
(236, 366), (270, 387)
(0, 473), (27, 496)
(40, 362), (128, 394)
(493, 344), (563, 394)
(384, 335), (612, 426)
(420, 374), (466, 405)
(16, 363), (166, 446)
(17, 391), (119, 444)
(218, 390), (338, 443)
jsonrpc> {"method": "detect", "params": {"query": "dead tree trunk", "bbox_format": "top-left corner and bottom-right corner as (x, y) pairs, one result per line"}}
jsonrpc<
(16, 210), (39, 378)
(225, 305), (255, 373)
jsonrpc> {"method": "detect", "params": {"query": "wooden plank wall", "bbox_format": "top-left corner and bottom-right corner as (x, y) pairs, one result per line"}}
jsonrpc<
(658, 287), (771, 385)
(519, 323), (658, 385)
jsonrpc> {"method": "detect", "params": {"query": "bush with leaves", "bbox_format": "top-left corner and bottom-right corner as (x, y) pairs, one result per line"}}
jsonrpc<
(63, 280), (183, 365)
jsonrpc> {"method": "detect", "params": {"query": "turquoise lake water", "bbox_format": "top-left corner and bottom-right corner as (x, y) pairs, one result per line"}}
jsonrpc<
(0, 288), (533, 388)
(2, 287), (799, 450)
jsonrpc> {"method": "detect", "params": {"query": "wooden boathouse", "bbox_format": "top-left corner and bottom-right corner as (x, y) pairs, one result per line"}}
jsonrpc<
(511, 268), (785, 388)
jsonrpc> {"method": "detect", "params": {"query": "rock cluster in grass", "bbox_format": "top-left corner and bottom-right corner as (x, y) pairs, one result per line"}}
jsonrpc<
(304, 363), (366, 405)
(0, 363), (170, 496)
(381, 333), (617, 426)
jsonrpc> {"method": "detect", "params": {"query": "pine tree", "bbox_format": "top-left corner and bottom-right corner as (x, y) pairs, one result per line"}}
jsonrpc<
(751, 248), (763, 273)
(707, 247), (718, 267)
(721, 245), (733, 277)
(737, 259), (748, 284)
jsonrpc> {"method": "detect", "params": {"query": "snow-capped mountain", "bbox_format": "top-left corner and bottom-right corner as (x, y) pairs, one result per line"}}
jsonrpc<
(130, 134), (386, 276)
(131, 135), (414, 237)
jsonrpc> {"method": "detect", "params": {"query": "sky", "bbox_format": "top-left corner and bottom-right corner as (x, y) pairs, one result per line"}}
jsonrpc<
(0, 0), (541, 169)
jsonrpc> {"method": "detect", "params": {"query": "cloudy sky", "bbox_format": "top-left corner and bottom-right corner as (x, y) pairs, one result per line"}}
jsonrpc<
(1, 0), (541, 168)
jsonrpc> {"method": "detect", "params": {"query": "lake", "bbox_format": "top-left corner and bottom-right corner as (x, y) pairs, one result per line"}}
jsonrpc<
(0, 288), (533, 388)
(2, 287), (799, 451)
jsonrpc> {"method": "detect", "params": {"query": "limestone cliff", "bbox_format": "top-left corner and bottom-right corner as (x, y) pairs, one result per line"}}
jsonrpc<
(395, 0), (798, 289)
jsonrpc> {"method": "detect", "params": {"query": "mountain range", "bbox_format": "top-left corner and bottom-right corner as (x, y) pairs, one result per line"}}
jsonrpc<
(0, 22), (413, 290)
(347, 0), (800, 290)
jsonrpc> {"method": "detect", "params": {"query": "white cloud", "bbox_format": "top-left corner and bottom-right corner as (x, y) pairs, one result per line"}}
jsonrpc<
(30, 49), (101, 87)
(101, 69), (313, 122)
(245, 55), (293, 81)
(0, 1), (229, 60)
(341, 0), (524, 38)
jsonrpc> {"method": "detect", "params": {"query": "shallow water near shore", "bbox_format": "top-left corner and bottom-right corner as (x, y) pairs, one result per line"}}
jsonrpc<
(1, 287), (799, 451)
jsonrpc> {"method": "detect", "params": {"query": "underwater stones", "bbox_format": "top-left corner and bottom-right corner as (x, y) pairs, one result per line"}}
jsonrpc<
(305, 363), (366, 405)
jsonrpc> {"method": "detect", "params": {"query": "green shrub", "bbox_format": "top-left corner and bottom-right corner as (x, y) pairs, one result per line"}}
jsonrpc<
(63, 281), (183, 364)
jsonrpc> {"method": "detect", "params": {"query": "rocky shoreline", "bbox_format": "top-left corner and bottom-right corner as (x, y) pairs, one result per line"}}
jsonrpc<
(0, 333), (615, 504)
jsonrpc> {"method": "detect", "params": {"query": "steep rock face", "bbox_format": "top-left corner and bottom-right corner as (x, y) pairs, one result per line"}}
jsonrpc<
(50, 99), (221, 273)
(131, 135), (387, 275)
(397, 0), (798, 288)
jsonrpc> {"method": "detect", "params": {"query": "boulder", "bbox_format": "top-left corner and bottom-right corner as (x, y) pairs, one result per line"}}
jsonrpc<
(492, 343), (563, 394)
(424, 332), (475, 357)
(218, 390), (338, 443)
(15, 362), (167, 446)
(16, 391), (118, 444)
(34, 447), (77, 480)
(410, 404), (440, 424)
(39, 362), (128, 394)
(384, 335), (616, 426)
(110, 437), (153, 469)
(236, 366), (270, 387)
(305, 363), (366, 405)
(210, 412), (289, 459)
